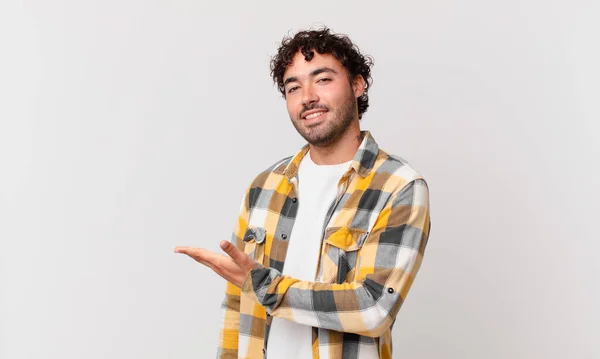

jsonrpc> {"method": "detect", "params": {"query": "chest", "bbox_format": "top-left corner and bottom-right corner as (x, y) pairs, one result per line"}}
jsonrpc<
(243, 171), (393, 284)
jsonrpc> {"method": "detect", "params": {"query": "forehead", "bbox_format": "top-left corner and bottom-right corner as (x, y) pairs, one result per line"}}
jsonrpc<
(283, 51), (347, 80)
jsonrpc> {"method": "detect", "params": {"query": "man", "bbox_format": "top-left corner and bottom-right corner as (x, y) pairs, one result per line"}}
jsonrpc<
(175, 27), (431, 359)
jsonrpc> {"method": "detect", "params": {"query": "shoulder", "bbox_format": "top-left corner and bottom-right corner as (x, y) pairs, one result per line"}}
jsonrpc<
(376, 147), (426, 182)
(375, 147), (429, 194)
(246, 154), (295, 189)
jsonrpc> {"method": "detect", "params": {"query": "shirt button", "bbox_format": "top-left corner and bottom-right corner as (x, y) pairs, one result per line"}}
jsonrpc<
(387, 287), (394, 294)
(281, 234), (288, 239)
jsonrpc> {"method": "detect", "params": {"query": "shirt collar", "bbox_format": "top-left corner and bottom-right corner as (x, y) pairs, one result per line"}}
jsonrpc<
(283, 130), (379, 180)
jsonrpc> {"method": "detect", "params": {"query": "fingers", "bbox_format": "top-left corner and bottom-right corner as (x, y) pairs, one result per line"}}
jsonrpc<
(175, 244), (251, 287)
(174, 246), (215, 266)
(174, 246), (202, 258)
(174, 246), (191, 254)
(220, 240), (244, 262)
(220, 240), (255, 271)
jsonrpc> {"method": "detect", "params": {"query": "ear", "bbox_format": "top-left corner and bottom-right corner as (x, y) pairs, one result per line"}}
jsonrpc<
(352, 75), (366, 98)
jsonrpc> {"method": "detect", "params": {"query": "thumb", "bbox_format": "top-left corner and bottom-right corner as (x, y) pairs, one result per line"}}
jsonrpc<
(220, 240), (246, 263)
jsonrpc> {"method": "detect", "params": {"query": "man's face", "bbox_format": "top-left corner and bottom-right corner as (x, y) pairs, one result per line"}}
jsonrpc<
(283, 51), (360, 147)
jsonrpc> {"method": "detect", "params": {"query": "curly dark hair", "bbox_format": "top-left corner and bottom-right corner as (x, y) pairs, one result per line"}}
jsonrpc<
(270, 27), (374, 120)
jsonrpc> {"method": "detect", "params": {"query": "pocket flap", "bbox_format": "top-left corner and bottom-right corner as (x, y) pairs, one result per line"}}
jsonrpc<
(324, 227), (367, 251)
(243, 226), (266, 244)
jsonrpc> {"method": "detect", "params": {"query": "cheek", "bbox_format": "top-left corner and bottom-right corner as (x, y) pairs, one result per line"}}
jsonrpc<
(286, 98), (299, 117)
(319, 86), (344, 106)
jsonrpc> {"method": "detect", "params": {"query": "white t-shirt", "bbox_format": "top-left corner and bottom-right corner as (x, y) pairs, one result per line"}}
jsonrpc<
(267, 151), (377, 359)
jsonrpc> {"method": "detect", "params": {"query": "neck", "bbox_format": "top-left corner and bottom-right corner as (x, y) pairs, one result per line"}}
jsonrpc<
(308, 121), (363, 165)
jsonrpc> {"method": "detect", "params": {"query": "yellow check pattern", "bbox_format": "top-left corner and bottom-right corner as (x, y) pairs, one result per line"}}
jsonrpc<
(217, 130), (431, 359)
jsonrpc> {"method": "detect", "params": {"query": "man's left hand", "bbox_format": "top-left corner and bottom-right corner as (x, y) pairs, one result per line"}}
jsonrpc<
(174, 241), (256, 288)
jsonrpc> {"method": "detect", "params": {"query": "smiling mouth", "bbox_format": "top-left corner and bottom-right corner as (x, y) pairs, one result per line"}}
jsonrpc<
(302, 111), (328, 121)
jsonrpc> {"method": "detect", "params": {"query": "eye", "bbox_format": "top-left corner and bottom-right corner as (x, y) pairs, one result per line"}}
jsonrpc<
(317, 78), (331, 83)
(287, 86), (299, 94)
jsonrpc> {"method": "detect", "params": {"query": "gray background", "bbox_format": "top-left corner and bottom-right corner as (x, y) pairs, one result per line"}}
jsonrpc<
(1, 0), (598, 358)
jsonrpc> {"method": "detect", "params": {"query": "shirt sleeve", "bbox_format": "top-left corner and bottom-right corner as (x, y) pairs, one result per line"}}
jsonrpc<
(216, 187), (251, 358)
(240, 178), (431, 338)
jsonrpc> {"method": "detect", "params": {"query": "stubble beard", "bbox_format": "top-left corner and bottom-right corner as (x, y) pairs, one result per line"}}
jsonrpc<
(291, 92), (357, 148)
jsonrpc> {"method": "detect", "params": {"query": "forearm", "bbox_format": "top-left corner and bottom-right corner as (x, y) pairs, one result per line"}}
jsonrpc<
(241, 250), (422, 337)
(241, 179), (430, 337)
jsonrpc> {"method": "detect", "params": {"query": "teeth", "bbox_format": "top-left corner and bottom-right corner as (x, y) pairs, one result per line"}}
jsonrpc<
(306, 112), (325, 119)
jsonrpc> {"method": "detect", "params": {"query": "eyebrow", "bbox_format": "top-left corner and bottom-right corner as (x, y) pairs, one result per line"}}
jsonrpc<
(283, 67), (338, 87)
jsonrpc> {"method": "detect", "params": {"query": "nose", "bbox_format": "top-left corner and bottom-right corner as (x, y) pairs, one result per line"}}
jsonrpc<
(301, 84), (319, 107)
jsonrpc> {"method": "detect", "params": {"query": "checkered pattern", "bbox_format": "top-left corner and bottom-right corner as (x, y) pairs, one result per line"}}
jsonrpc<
(217, 131), (431, 359)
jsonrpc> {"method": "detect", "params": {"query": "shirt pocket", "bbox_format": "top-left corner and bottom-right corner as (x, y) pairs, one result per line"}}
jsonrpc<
(243, 225), (266, 264)
(321, 226), (369, 283)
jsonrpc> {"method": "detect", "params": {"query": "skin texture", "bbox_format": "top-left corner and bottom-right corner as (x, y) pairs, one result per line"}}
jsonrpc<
(174, 241), (253, 287)
(284, 51), (365, 165)
(175, 50), (367, 286)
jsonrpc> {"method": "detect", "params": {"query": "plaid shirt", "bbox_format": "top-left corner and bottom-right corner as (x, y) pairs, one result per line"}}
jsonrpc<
(217, 130), (431, 359)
